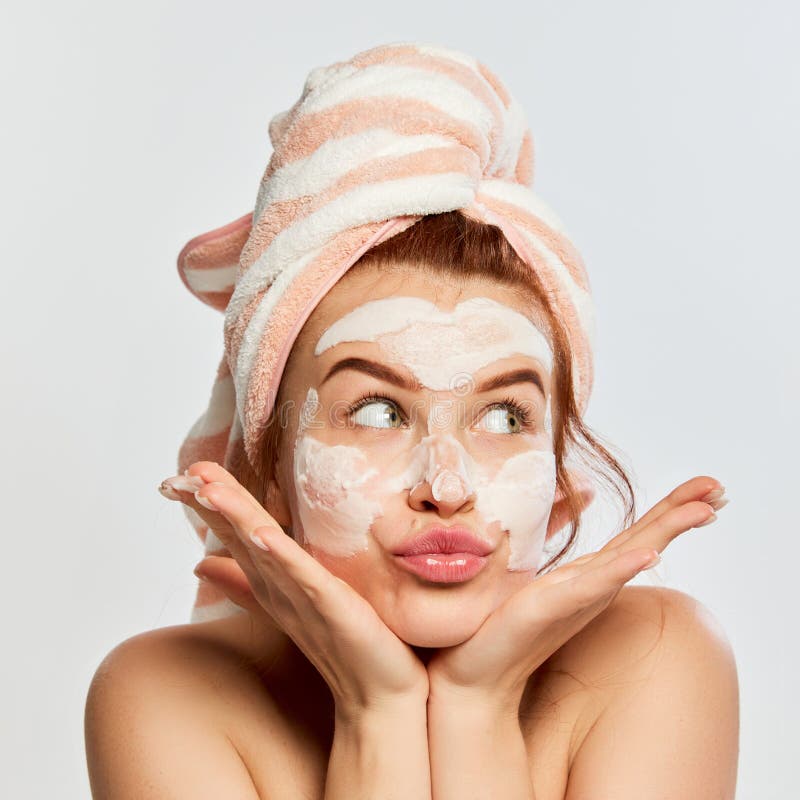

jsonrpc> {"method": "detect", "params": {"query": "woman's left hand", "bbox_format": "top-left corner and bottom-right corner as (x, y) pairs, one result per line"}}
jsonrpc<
(425, 475), (728, 713)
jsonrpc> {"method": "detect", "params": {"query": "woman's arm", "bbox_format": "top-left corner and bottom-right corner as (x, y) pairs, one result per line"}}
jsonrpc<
(420, 477), (729, 798)
(326, 700), (431, 800)
(427, 687), (536, 800)
(164, 463), (434, 797)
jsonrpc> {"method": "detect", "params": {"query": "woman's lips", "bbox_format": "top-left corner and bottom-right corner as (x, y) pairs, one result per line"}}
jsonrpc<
(392, 525), (494, 583)
(394, 552), (488, 583)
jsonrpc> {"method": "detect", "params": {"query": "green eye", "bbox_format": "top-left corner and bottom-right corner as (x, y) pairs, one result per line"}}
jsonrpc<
(479, 406), (523, 434)
(351, 398), (404, 429)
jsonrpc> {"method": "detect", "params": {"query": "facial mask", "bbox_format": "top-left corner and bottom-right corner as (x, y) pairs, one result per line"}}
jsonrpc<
(293, 433), (385, 555)
(292, 296), (558, 570)
(382, 427), (557, 570)
(315, 295), (553, 391)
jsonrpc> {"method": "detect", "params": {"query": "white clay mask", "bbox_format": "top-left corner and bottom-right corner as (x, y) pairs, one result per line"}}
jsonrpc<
(292, 295), (558, 571)
(315, 295), (553, 392)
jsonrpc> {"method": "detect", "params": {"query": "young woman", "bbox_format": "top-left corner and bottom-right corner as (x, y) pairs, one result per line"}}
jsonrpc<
(84, 43), (739, 799)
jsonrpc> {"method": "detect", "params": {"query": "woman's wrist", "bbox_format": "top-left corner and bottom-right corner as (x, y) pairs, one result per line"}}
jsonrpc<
(427, 674), (524, 722)
(333, 684), (429, 728)
(327, 695), (431, 800)
(427, 688), (536, 800)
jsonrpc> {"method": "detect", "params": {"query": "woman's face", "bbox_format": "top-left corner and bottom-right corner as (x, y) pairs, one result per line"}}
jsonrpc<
(269, 263), (560, 647)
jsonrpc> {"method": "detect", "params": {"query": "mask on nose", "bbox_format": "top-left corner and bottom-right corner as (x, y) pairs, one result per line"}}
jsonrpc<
(410, 429), (475, 505)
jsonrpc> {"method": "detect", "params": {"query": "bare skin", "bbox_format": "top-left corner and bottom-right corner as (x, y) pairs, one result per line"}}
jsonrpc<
(85, 265), (739, 798)
(85, 581), (738, 798)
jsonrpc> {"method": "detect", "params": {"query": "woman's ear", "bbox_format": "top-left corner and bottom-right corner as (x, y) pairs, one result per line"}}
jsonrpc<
(545, 469), (596, 539)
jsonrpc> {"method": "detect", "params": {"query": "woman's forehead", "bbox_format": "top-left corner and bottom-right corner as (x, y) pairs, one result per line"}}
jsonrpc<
(315, 295), (553, 380)
(302, 263), (552, 356)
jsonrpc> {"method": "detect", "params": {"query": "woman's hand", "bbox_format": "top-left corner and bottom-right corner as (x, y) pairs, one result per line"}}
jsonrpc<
(424, 475), (729, 713)
(159, 461), (429, 718)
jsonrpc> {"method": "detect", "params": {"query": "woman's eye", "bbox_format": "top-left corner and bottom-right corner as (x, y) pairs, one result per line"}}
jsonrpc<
(351, 399), (404, 429)
(477, 406), (525, 435)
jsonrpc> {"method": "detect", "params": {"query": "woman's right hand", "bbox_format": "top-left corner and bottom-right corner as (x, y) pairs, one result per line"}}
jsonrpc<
(160, 461), (429, 719)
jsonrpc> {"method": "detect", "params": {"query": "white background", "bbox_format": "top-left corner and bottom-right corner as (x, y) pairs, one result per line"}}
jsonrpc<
(2, 2), (797, 797)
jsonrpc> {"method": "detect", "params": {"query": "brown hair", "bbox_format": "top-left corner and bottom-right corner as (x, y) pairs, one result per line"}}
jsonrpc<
(237, 210), (636, 573)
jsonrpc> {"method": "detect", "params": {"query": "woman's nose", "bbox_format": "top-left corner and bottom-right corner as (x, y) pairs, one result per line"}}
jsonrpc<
(407, 472), (477, 517)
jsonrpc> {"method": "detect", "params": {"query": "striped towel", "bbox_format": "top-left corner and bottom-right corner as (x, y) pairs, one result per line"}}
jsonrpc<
(174, 41), (595, 623)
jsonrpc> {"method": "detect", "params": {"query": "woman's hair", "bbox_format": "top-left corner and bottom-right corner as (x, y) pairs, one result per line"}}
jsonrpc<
(236, 210), (636, 573)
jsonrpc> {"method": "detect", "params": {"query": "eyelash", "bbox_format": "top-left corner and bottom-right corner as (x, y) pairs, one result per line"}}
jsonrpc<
(495, 394), (536, 429)
(347, 393), (409, 428)
(346, 393), (537, 431)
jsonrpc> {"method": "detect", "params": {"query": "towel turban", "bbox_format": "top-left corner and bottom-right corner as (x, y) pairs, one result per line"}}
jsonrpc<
(174, 42), (596, 622)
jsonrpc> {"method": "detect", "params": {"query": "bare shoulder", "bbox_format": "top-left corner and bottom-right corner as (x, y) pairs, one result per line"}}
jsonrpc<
(551, 585), (740, 798)
(554, 584), (737, 686)
(87, 612), (280, 722)
(84, 613), (323, 799)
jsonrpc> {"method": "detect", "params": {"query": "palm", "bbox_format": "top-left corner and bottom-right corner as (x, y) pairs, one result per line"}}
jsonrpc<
(425, 571), (550, 688)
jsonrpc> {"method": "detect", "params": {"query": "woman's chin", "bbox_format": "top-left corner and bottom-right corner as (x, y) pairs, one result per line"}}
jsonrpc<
(398, 626), (475, 648)
(381, 600), (486, 648)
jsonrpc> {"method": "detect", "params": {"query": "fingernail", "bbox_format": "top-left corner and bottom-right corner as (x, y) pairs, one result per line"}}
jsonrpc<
(700, 486), (725, 503)
(249, 530), (271, 551)
(195, 490), (218, 511)
(158, 481), (181, 500)
(710, 497), (729, 511)
(193, 565), (209, 581)
(163, 474), (206, 493)
(695, 512), (718, 528)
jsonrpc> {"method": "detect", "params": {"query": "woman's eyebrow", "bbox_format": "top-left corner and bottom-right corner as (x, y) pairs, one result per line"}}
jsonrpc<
(321, 357), (422, 391)
(321, 357), (545, 398)
(475, 368), (545, 398)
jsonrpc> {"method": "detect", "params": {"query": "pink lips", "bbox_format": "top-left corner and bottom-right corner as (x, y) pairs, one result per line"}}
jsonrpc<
(393, 525), (493, 583)
(394, 525), (493, 556)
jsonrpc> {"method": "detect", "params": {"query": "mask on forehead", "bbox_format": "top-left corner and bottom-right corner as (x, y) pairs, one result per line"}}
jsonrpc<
(292, 295), (558, 572)
(315, 295), (554, 392)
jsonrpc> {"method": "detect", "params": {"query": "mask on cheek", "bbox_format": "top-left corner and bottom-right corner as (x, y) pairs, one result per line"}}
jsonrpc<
(472, 447), (557, 570)
(293, 433), (385, 556)
(291, 388), (557, 571)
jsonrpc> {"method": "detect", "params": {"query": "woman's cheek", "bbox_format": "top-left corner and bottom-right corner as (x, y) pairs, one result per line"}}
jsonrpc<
(292, 434), (385, 557)
(464, 423), (556, 571)
(472, 448), (557, 571)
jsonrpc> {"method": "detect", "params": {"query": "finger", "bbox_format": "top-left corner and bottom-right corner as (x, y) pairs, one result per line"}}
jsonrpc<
(160, 458), (265, 539)
(540, 545), (627, 586)
(193, 478), (284, 541)
(184, 460), (266, 514)
(548, 489), (714, 582)
(245, 523), (343, 606)
(178, 489), (261, 582)
(194, 480), (288, 559)
(194, 556), (264, 617)
(195, 555), (253, 597)
(247, 526), (407, 679)
(614, 499), (716, 559)
(159, 470), (261, 573)
(192, 478), (369, 637)
(600, 475), (722, 552)
(196, 478), (344, 603)
(544, 547), (659, 615)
